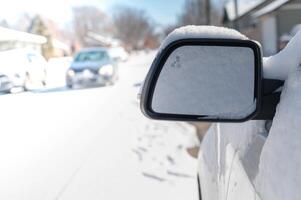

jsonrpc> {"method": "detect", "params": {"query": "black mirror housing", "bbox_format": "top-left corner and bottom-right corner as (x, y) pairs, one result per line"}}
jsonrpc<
(140, 38), (262, 122)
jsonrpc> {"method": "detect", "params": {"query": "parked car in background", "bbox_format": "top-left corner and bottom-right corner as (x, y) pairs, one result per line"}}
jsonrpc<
(66, 47), (118, 88)
(0, 49), (47, 93)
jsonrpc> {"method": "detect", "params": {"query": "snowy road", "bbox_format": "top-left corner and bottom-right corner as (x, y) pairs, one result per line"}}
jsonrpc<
(0, 52), (198, 200)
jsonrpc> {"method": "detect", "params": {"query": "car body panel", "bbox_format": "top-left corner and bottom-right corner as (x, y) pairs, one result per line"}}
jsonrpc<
(25, 52), (47, 84)
(226, 144), (260, 200)
(199, 122), (267, 200)
(0, 49), (47, 91)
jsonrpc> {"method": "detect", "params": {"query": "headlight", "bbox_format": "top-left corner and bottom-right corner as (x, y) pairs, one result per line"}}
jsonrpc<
(67, 69), (75, 77)
(98, 64), (114, 76)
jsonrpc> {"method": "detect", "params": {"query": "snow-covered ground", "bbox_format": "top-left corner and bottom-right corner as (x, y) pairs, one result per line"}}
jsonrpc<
(0, 51), (199, 200)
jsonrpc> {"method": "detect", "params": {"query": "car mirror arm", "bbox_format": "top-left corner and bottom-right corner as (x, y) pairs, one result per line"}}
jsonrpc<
(254, 79), (284, 120)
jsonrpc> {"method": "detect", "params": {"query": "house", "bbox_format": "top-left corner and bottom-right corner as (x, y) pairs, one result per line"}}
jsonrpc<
(0, 26), (47, 53)
(224, 0), (301, 56)
(85, 32), (121, 48)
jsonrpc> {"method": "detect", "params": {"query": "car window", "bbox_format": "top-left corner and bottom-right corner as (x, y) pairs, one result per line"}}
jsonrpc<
(74, 51), (108, 62)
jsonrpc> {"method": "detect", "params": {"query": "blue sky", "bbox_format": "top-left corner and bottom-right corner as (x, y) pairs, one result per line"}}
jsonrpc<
(104, 0), (187, 25)
(0, 0), (261, 28)
(0, 0), (187, 27)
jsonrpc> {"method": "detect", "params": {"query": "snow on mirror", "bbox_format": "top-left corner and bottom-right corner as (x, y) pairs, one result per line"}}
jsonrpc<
(151, 45), (256, 119)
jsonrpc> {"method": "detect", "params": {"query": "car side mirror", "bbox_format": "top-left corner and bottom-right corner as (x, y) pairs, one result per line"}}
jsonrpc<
(141, 39), (262, 122)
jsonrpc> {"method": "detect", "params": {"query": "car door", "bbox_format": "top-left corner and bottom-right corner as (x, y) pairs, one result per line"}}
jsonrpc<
(26, 52), (47, 83)
(225, 129), (266, 200)
(198, 121), (268, 200)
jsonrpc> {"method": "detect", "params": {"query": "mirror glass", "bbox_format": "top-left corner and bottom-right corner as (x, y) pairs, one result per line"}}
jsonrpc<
(151, 45), (256, 119)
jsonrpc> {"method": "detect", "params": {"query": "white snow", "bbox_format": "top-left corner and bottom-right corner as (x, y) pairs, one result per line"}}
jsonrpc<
(0, 51), (199, 200)
(159, 26), (248, 52)
(46, 57), (72, 87)
(0, 26), (46, 44)
(263, 28), (301, 80)
(255, 68), (301, 200)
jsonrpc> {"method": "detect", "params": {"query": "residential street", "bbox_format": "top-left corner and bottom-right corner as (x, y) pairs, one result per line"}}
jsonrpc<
(0, 52), (199, 200)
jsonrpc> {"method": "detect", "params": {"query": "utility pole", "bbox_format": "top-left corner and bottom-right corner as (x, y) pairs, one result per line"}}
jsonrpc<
(205, 0), (211, 25)
(234, 0), (239, 30)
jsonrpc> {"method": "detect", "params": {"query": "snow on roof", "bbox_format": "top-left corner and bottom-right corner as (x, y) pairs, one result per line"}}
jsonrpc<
(87, 32), (120, 47)
(252, 0), (290, 18)
(0, 26), (47, 44)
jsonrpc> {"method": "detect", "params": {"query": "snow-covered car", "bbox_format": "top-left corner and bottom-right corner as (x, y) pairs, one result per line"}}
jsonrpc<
(66, 47), (118, 88)
(0, 49), (47, 93)
(140, 26), (301, 200)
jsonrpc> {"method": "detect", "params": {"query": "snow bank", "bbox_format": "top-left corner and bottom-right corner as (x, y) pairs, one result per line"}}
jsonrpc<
(263, 29), (301, 80)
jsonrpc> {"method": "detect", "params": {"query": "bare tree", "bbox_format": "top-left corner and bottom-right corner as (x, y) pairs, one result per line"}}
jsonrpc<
(179, 0), (206, 25)
(28, 15), (54, 59)
(73, 6), (111, 46)
(178, 0), (221, 26)
(113, 7), (158, 50)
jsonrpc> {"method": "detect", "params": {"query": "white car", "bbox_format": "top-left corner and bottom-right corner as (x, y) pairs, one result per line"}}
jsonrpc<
(140, 26), (301, 200)
(0, 49), (47, 93)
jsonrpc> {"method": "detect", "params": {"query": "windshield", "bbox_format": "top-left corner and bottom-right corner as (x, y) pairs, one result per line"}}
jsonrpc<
(74, 51), (108, 62)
